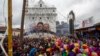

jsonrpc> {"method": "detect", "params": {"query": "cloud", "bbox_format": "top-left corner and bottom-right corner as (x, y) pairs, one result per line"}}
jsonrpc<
(0, 0), (100, 28)
(13, 24), (20, 28)
(63, 0), (100, 28)
(12, 0), (23, 26)
(74, 0), (100, 25)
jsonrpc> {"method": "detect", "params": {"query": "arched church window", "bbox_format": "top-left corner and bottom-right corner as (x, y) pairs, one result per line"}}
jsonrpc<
(40, 17), (42, 19)
(40, 4), (42, 7)
(47, 17), (49, 19)
(53, 10), (55, 12)
(32, 17), (34, 20)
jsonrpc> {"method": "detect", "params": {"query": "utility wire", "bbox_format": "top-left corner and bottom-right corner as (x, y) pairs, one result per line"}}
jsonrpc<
(57, 10), (69, 22)
(3, 0), (7, 27)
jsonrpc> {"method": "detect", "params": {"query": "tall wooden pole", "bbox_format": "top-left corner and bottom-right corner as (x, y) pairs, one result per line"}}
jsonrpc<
(20, 0), (26, 45)
(8, 0), (13, 56)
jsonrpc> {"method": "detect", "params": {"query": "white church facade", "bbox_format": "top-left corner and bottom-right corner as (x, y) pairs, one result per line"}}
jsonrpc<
(25, 0), (57, 32)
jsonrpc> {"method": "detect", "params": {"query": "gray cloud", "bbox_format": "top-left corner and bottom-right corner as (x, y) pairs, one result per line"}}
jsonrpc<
(0, 0), (100, 28)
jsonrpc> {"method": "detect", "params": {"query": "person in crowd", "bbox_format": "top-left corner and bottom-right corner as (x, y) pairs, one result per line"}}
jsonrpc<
(29, 47), (37, 56)
(36, 22), (44, 32)
(43, 23), (50, 32)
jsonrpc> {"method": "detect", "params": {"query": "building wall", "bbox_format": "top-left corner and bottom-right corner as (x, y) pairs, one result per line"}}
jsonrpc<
(12, 28), (24, 36)
(0, 26), (7, 36)
(56, 21), (69, 36)
(25, 0), (57, 32)
(13, 31), (20, 36)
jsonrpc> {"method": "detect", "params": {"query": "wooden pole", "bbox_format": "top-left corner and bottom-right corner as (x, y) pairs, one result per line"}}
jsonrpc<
(8, 0), (13, 56)
(20, 0), (26, 46)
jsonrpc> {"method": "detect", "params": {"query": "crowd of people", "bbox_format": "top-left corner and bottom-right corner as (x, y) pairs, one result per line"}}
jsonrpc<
(1, 36), (100, 56)
(0, 22), (100, 56)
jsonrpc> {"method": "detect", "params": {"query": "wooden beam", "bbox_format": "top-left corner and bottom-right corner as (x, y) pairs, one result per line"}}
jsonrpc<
(8, 0), (13, 56)
(20, 0), (27, 46)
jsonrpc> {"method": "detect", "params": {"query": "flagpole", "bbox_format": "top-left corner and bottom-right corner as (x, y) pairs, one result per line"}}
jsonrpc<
(8, 0), (13, 56)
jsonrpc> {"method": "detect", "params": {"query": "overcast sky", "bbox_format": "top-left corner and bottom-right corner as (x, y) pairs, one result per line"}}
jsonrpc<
(0, 0), (100, 28)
